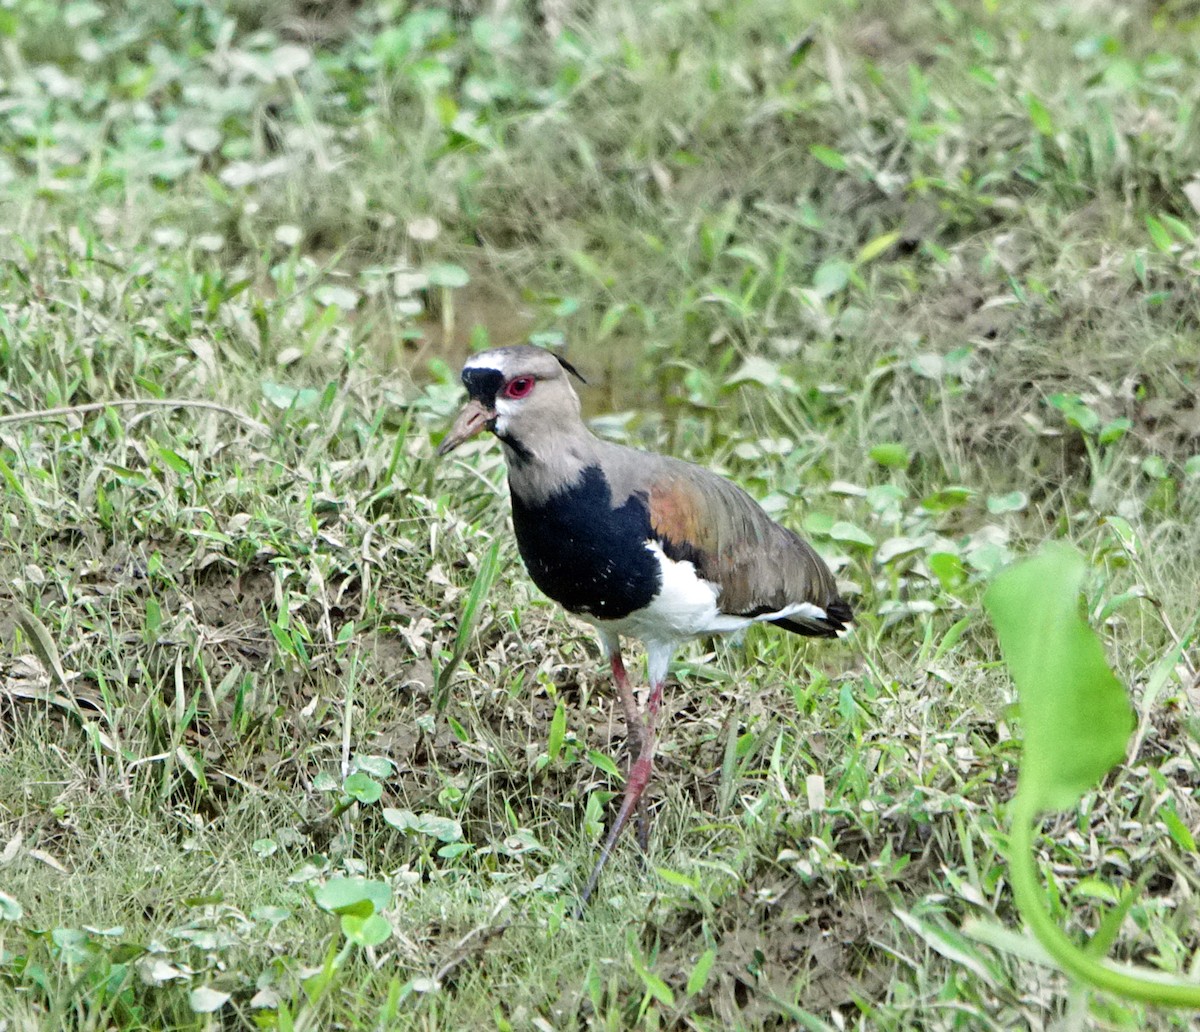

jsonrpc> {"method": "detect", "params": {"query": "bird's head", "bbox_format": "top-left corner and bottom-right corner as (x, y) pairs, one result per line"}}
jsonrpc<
(437, 345), (587, 458)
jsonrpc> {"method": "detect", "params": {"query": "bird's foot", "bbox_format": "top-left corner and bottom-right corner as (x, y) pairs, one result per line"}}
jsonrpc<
(574, 751), (655, 916)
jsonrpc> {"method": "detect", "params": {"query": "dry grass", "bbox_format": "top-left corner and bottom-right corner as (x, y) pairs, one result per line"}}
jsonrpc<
(0, 0), (1198, 1028)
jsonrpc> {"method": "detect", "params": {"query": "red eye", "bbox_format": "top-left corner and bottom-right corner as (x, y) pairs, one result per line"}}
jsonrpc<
(503, 376), (535, 399)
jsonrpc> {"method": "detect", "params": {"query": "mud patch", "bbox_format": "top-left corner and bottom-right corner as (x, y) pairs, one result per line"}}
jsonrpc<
(189, 561), (278, 671)
(607, 875), (896, 1029)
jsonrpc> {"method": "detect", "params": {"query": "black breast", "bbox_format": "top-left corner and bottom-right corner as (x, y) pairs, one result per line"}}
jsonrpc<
(509, 465), (661, 619)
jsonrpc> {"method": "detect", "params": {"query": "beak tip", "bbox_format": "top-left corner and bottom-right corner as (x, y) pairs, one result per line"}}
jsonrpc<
(436, 399), (496, 458)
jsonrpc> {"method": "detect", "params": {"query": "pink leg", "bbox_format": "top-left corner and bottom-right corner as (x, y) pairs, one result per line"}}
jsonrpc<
(576, 673), (665, 914)
(646, 679), (664, 717)
(609, 653), (650, 849)
(611, 654), (642, 753)
(634, 679), (666, 851)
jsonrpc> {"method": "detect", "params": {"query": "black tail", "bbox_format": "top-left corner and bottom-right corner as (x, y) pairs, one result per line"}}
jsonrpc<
(771, 597), (853, 639)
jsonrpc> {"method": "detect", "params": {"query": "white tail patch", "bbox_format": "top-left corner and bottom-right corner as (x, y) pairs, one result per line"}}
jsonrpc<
(750, 601), (828, 624)
(752, 600), (852, 638)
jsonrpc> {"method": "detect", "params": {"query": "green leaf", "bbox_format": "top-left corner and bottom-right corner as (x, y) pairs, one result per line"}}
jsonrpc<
(144, 597), (162, 635)
(0, 452), (34, 511)
(586, 749), (622, 779)
(1160, 213), (1195, 243)
(382, 809), (463, 842)
(725, 356), (782, 387)
(986, 491), (1027, 514)
(313, 284), (360, 309)
(931, 615), (972, 663)
(14, 603), (71, 690)
(354, 755), (394, 778)
(189, 987), (230, 1013)
(1048, 393), (1100, 435)
(856, 231), (899, 265)
(597, 302), (628, 339)
(894, 909), (1000, 986)
(686, 948), (716, 996)
(1141, 454), (1169, 480)
(435, 540), (501, 709)
(802, 511), (834, 536)
(447, 714), (470, 742)
(829, 521), (875, 547)
(960, 918), (1056, 967)
(156, 445), (192, 475)
(342, 913), (392, 947)
(313, 771), (339, 792)
(313, 877), (391, 916)
(0, 890), (23, 921)
(808, 144), (847, 170)
(920, 486), (975, 512)
(1163, 807), (1196, 852)
(909, 353), (945, 379)
(876, 535), (927, 564)
(547, 699), (566, 763)
(1098, 417), (1132, 445)
(628, 939), (675, 1007)
(1103, 515), (1140, 555)
(812, 260), (851, 297)
(1026, 92), (1055, 136)
(928, 552), (966, 590)
(1085, 869), (1156, 958)
(868, 442), (909, 468)
(261, 381), (322, 411)
(1145, 215), (1173, 253)
(655, 866), (699, 891)
(343, 772), (382, 804)
(983, 543), (1133, 813)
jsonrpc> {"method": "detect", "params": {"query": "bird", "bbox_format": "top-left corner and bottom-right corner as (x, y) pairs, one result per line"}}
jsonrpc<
(436, 345), (851, 909)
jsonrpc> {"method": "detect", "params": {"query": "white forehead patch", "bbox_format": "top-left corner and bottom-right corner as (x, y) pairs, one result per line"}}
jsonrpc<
(463, 353), (506, 372)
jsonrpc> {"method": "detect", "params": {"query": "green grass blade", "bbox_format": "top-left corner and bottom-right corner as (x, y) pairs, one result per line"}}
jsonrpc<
(435, 540), (502, 711)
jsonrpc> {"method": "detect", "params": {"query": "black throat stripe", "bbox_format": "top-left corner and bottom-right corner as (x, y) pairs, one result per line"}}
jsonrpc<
(497, 431), (533, 462)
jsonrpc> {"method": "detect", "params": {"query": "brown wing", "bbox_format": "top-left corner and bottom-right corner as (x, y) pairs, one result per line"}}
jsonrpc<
(641, 458), (849, 634)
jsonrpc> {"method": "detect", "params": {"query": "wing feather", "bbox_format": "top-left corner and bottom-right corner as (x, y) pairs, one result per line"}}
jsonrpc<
(640, 459), (848, 634)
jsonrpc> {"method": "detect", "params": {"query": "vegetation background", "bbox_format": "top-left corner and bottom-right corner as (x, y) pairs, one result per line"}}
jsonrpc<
(0, 0), (1198, 1028)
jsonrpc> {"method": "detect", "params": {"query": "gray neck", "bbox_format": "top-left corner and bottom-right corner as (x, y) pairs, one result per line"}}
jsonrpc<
(502, 425), (599, 507)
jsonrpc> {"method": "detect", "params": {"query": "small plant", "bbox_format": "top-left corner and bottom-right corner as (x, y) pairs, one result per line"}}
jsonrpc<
(279, 878), (394, 1030)
(1047, 392), (1133, 504)
(983, 543), (1200, 1007)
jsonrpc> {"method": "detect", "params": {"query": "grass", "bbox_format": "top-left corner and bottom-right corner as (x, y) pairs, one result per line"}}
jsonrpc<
(0, 0), (1198, 1027)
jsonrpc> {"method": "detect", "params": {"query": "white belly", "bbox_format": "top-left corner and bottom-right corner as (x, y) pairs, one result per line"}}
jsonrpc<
(588, 542), (751, 644)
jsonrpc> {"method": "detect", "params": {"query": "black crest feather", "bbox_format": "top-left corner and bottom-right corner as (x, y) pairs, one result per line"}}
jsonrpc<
(554, 354), (587, 385)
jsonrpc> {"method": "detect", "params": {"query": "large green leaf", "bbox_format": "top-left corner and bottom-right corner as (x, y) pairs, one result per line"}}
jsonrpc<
(313, 877), (392, 916)
(983, 543), (1133, 813)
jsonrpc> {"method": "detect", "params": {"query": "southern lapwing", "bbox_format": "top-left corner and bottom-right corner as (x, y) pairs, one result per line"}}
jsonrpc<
(437, 345), (851, 908)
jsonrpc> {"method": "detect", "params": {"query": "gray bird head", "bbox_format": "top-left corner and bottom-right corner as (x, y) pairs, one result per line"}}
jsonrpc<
(437, 345), (587, 458)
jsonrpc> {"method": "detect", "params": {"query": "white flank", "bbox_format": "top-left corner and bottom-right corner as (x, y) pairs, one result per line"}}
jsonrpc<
(588, 541), (846, 648)
(586, 542), (849, 683)
(591, 542), (736, 640)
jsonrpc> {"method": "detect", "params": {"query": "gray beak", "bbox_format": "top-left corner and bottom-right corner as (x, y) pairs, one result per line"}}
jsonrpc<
(437, 398), (495, 456)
